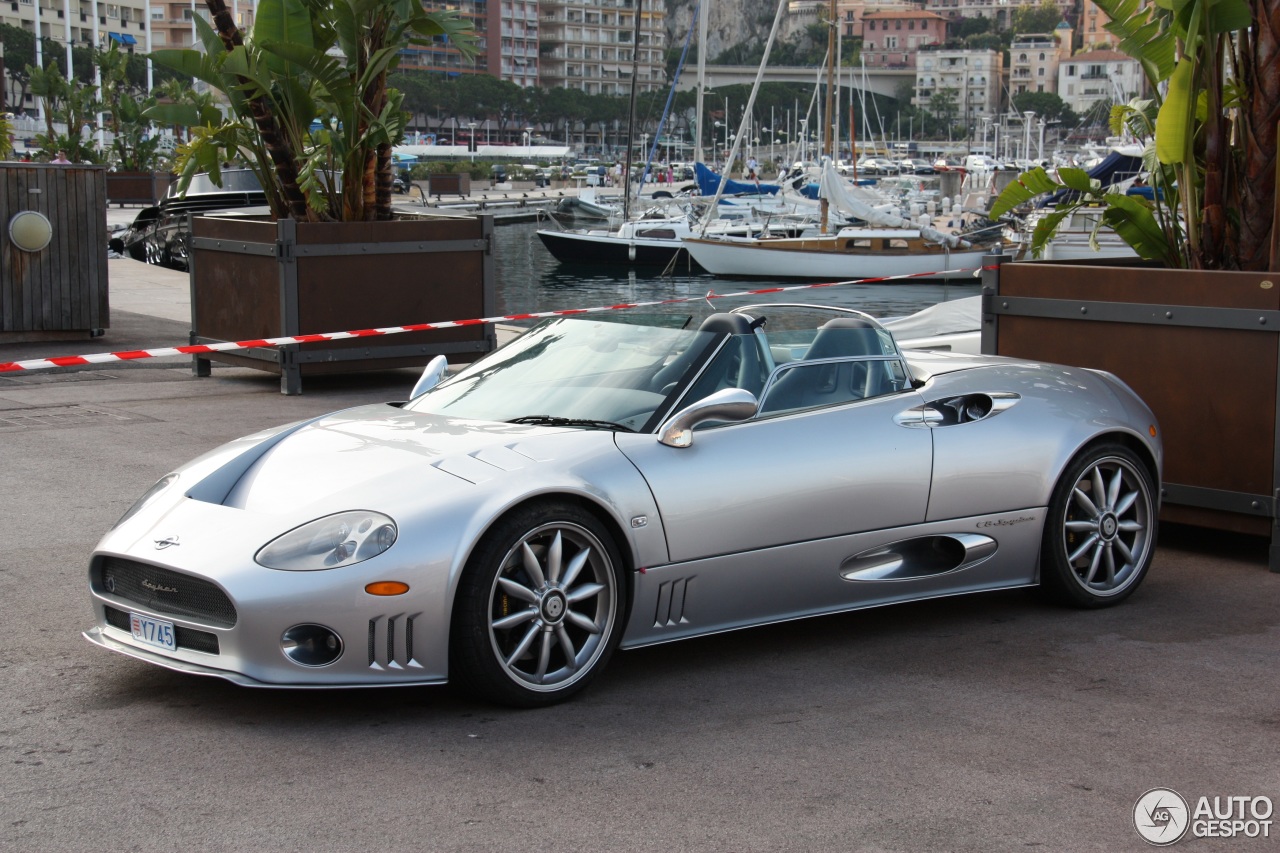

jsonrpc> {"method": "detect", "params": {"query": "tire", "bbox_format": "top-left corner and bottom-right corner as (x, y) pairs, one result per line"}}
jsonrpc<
(1039, 442), (1157, 607)
(449, 501), (626, 707)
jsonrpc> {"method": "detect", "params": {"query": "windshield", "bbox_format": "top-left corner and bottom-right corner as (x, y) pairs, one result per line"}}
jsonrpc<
(404, 317), (721, 432)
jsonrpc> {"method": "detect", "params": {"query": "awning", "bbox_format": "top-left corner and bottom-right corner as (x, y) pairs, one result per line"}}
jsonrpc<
(108, 32), (138, 45)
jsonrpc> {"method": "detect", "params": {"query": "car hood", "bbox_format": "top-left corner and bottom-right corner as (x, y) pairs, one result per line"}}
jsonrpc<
(221, 404), (590, 514)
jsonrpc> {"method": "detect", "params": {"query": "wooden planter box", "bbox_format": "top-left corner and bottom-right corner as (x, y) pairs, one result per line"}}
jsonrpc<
(105, 170), (174, 206)
(428, 173), (470, 197)
(982, 254), (1280, 569)
(189, 214), (496, 394)
(1, 163), (109, 341)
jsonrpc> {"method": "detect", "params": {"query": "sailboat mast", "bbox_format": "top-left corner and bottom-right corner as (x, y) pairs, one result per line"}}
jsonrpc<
(821, 0), (836, 233)
(695, 0), (708, 166)
(622, 0), (644, 222)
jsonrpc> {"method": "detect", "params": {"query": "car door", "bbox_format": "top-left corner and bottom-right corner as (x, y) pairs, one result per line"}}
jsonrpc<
(614, 389), (933, 565)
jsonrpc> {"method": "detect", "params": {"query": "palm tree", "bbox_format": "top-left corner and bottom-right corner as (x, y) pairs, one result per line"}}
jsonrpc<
(150, 0), (475, 222)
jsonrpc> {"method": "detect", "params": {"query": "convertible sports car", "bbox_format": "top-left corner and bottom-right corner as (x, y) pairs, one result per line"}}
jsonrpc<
(84, 304), (1161, 706)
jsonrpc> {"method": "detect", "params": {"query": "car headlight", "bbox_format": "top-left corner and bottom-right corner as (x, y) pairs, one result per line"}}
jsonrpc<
(256, 511), (398, 571)
(113, 473), (179, 529)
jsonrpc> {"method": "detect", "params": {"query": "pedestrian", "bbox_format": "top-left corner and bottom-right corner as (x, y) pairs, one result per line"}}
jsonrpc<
(746, 155), (759, 185)
(51, 149), (71, 164)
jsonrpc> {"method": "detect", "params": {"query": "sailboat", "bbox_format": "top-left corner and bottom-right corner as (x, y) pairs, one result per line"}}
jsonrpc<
(535, 0), (813, 267)
(682, 0), (1010, 281)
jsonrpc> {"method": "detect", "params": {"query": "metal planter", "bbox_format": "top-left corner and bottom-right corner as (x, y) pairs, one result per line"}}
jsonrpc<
(189, 214), (496, 394)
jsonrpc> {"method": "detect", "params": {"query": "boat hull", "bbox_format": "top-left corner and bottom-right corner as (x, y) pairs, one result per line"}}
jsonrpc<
(537, 229), (694, 267)
(683, 236), (995, 280)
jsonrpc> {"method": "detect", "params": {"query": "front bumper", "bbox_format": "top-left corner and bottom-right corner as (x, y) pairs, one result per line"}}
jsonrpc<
(83, 626), (446, 688)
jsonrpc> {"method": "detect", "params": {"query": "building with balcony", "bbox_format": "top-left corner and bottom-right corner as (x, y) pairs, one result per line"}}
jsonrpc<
(538, 0), (665, 96)
(861, 9), (947, 68)
(923, 0), (1073, 30)
(913, 47), (1003, 123)
(833, 1), (919, 40)
(1078, 0), (1122, 50)
(1057, 48), (1143, 115)
(1009, 29), (1068, 96)
(1, 0), (157, 113)
(147, 0), (255, 50)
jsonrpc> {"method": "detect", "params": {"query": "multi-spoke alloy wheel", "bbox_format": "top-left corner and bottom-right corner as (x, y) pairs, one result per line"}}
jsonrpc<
(1041, 443), (1157, 607)
(451, 502), (624, 707)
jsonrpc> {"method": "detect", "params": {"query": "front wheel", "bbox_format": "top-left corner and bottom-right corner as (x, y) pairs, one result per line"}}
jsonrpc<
(450, 502), (625, 707)
(1039, 443), (1157, 607)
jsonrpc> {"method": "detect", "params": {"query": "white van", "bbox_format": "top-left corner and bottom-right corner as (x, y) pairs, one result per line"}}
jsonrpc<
(964, 154), (998, 171)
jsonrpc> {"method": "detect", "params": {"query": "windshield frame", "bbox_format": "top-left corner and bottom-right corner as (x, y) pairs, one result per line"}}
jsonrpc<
(403, 317), (734, 433)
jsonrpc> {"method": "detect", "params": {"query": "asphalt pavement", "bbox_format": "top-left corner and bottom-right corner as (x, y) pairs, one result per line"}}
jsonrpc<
(1, 231), (1278, 852)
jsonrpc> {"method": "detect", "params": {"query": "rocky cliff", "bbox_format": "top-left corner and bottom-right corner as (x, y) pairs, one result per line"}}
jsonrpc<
(663, 0), (815, 63)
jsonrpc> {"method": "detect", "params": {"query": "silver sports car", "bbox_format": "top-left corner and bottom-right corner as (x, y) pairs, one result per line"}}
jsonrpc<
(84, 304), (1161, 706)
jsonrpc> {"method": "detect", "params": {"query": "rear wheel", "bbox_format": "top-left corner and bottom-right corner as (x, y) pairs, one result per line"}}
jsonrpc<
(450, 502), (625, 707)
(1040, 443), (1156, 607)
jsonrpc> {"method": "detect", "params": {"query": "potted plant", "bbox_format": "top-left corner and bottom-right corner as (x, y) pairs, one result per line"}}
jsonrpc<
(983, 0), (1280, 563)
(97, 43), (174, 205)
(146, 0), (496, 394)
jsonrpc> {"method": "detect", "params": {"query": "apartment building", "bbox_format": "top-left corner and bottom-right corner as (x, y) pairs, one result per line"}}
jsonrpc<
(147, 0), (255, 49)
(922, 0), (1073, 29)
(914, 47), (1002, 120)
(1009, 26), (1069, 96)
(1057, 48), (1143, 114)
(1078, 0), (1121, 50)
(861, 9), (947, 68)
(1, 0), (151, 112)
(539, 0), (665, 96)
(833, 1), (917, 40)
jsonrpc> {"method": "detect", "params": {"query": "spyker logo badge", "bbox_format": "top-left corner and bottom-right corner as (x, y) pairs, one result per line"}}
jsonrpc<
(154, 535), (180, 550)
(141, 579), (179, 594)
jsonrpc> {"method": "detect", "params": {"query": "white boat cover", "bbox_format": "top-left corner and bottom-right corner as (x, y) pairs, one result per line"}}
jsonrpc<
(882, 295), (982, 339)
(818, 162), (972, 249)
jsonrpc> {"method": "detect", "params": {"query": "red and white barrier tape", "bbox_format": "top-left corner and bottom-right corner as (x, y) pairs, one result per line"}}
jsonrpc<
(0, 266), (994, 374)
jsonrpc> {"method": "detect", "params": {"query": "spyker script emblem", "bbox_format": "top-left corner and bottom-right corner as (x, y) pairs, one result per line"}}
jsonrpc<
(154, 535), (180, 550)
(142, 579), (179, 594)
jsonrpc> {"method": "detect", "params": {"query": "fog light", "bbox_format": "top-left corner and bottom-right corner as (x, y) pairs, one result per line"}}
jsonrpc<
(281, 624), (343, 667)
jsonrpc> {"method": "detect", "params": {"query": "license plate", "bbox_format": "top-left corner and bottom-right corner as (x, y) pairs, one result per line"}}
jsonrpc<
(129, 612), (176, 652)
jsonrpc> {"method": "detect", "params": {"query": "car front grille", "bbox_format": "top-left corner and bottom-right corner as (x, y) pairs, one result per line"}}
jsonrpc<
(103, 604), (221, 655)
(95, 557), (237, 628)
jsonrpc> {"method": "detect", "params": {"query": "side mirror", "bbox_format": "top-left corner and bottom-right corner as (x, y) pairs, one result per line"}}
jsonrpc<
(658, 388), (758, 448)
(409, 355), (449, 400)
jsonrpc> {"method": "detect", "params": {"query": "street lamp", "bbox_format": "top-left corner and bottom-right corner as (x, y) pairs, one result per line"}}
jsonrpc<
(467, 121), (476, 154)
(485, 119), (491, 146)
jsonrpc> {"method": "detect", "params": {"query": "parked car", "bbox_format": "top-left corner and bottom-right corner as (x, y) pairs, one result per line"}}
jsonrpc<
(84, 305), (1161, 707)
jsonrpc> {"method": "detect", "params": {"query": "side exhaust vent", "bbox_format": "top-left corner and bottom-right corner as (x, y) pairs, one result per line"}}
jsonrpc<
(654, 577), (694, 627)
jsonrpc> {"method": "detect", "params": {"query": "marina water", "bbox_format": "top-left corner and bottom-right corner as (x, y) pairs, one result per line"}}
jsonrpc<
(494, 219), (982, 326)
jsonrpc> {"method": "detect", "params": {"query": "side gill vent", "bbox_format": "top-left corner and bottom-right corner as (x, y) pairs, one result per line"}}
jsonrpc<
(653, 577), (694, 628)
(367, 613), (425, 670)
